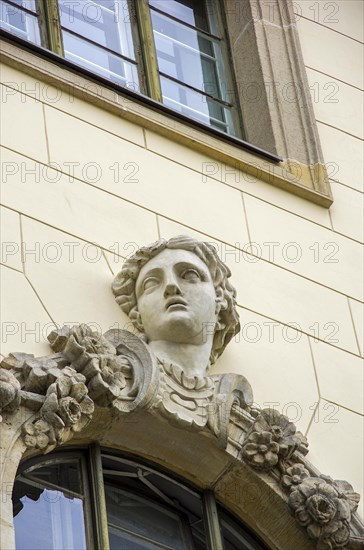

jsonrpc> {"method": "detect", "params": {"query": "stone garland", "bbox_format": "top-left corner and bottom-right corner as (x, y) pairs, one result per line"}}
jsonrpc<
(0, 324), (362, 550)
(240, 408), (360, 550)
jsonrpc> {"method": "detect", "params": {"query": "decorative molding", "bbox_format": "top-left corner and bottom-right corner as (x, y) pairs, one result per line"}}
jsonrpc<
(224, 0), (332, 198)
(1, 324), (363, 548)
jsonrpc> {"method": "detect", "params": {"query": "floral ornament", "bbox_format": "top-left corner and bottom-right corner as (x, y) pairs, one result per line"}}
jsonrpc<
(253, 408), (301, 459)
(0, 369), (21, 422)
(282, 463), (310, 491)
(83, 355), (131, 406)
(48, 324), (132, 407)
(288, 476), (360, 549)
(242, 431), (279, 471)
(295, 430), (309, 456)
(41, 371), (94, 446)
(0, 352), (35, 386)
(48, 324), (116, 360)
(22, 419), (55, 451)
(22, 358), (74, 394)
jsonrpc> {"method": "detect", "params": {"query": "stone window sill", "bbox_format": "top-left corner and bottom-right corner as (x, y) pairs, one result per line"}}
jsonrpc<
(0, 35), (332, 207)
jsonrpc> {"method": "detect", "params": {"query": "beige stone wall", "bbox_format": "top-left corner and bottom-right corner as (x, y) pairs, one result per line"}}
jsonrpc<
(0, 0), (363, 519)
(293, 0), (363, 516)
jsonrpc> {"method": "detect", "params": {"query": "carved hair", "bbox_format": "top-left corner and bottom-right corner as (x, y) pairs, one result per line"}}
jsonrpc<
(112, 236), (240, 364)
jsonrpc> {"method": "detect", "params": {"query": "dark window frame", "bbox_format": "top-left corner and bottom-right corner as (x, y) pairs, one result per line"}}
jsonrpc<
(13, 445), (269, 550)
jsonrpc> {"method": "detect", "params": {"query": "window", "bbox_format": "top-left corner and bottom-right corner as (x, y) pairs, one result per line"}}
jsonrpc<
(12, 446), (267, 549)
(0, 0), (40, 44)
(0, 0), (243, 137)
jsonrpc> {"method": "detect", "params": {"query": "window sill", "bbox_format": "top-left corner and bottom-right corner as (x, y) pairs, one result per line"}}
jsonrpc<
(0, 35), (333, 207)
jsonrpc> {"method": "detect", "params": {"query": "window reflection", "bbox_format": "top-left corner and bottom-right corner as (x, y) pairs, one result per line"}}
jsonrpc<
(106, 485), (193, 549)
(0, 0), (242, 137)
(13, 459), (87, 550)
(150, 0), (238, 135)
(149, 0), (211, 32)
(58, 0), (139, 91)
(103, 454), (207, 550)
(0, 0), (41, 45)
(13, 451), (267, 549)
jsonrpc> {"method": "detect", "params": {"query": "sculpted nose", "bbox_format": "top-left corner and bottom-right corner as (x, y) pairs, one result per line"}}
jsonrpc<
(164, 282), (182, 298)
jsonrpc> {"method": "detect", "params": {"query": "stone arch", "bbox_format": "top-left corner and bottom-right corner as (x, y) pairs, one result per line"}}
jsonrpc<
(1, 326), (363, 549)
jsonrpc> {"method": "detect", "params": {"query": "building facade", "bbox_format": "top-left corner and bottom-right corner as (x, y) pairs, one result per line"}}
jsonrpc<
(0, 0), (363, 548)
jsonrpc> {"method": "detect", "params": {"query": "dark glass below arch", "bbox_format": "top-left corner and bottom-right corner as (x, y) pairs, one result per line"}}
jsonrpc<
(13, 449), (267, 550)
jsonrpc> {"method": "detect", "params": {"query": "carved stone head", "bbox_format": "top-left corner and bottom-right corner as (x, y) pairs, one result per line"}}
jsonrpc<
(112, 236), (240, 364)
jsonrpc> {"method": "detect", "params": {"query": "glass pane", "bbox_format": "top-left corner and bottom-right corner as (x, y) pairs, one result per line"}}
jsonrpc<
(63, 30), (140, 91)
(25, 461), (83, 495)
(13, 461), (87, 550)
(14, 488), (86, 550)
(0, 0), (40, 44)
(7, 0), (37, 12)
(109, 527), (164, 550)
(103, 455), (206, 549)
(105, 484), (191, 550)
(151, 10), (222, 96)
(59, 0), (136, 60)
(221, 517), (267, 550)
(149, 0), (211, 33)
(160, 75), (236, 134)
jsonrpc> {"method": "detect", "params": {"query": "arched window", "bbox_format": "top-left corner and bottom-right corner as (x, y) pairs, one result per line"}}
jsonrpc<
(12, 446), (268, 549)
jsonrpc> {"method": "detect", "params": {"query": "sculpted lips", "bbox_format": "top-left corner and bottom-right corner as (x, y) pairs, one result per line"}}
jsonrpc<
(165, 297), (188, 310)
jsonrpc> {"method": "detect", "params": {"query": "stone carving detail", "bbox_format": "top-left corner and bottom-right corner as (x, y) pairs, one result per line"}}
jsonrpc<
(288, 477), (360, 549)
(237, 407), (361, 548)
(0, 236), (363, 548)
(48, 324), (132, 407)
(0, 369), (20, 421)
(241, 408), (308, 472)
(282, 463), (310, 490)
(1, 351), (94, 453)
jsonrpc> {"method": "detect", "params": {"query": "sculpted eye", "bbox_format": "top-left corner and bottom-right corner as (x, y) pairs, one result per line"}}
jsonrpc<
(182, 269), (201, 282)
(143, 277), (159, 291)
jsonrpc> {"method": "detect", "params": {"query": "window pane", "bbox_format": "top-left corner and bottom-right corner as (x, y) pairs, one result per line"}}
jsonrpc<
(105, 484), (192, 550)
(103, 455), (206, 550)
(221, 515), (267, 549)
(59, 0), (136, 60)
(150, 4), (240, 136)
(160, 75), (236, 134)
(0, 0), (40, 44)
(149, 0), (211, 33)
(151, 10), (221, 96)
(13, 461), (87, 550)
(6, 0), (37, 12)
(63, 30), (140, 91)
(25, 461), (83, 495)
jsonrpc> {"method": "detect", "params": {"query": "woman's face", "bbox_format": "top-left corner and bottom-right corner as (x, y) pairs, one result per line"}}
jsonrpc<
(135, 248), (217, 345)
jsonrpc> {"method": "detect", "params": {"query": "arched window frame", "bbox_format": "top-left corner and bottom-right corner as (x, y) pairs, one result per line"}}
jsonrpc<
(12, 444), (269, 550)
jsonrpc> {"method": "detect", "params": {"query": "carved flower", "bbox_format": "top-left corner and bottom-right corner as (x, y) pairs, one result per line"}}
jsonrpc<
(48, 324), (115, 363)
(288, 476), (359, 549)
(282, 463), (310, 490)
(242, 431), (279, 471)
(86, 355), (131, 406)
(0, 369), (21, 421)
(41, 372), (94, 443)
(22, 358), (71, 394)
(253, 408), (300, 459)
(22, 419), (54, 450)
